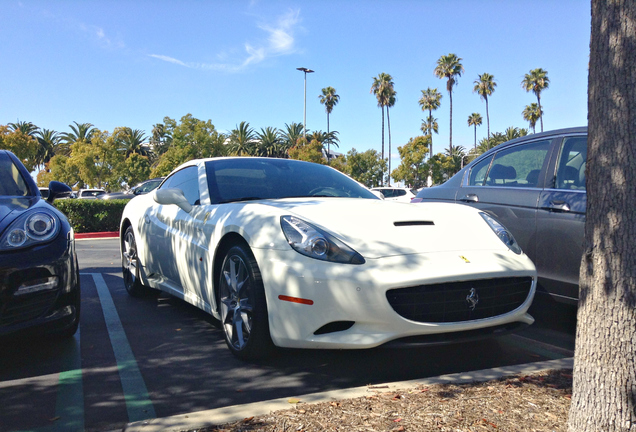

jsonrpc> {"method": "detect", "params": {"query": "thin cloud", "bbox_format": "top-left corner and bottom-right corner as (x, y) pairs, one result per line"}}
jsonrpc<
(150, 8), (301, 73)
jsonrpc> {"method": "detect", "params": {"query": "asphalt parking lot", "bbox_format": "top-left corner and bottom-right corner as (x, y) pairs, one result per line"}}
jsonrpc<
(0, 238), (576, 432)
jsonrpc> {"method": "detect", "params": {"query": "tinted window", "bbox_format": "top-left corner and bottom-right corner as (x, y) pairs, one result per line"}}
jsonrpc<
(161, 166), (200, 205)
(468, 156), (493, 186)
(206, 158), (377, 204)
(0, 153), (30, 196)
(485, 140), (551, 188)
(555, 136), (587, 190)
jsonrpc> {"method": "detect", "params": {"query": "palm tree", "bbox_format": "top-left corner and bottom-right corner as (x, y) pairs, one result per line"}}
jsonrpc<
(60, 122), (96, 147)
(522, 103), (543, 133)
(467, 113), (483, 151)
(434, 54), (464, 154)
(319, 86), (340, 162)
(385, 87), (397, 185)
(229, 121), (256, 156)
(280, 122), (304, 149)
(521, 68), (550, 132)
(473, 73), (496, 138)
(118, 128), (150, 157)
(256, 127), (281, 157)
(371, 73), (394, 185)
(418, 88), (442, 158)
(35, 129), (61, 169)
(8, 121), (39, 136)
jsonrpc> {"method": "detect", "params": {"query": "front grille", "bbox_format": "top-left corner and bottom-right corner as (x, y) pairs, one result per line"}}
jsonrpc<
(0, 290), (60, 326)
(386, 277), (533, 323)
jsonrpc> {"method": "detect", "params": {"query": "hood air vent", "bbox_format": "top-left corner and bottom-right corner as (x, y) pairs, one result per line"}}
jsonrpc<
(393, 221), (435, 227)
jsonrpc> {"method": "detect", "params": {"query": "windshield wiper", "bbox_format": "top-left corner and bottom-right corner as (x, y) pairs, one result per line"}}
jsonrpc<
(219, 197), (263, 204)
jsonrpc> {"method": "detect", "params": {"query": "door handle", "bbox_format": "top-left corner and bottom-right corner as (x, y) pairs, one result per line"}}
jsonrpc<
(546, 201), (571, 212)
(460, 194), (479, 203)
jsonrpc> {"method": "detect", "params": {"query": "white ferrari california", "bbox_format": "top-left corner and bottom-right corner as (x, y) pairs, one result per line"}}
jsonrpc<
(120, 157), (537, 359)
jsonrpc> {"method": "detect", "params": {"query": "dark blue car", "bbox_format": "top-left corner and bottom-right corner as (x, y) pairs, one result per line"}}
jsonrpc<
(0, 150), (80, 338)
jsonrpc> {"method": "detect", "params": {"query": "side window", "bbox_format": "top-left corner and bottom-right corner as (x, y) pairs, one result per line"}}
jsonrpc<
(485, 140), (551, 188)
(396, 189), (406, 197)
(468, 156), (493, 186)
(555, 136), (587, 190)
(161, 166), (200, 205)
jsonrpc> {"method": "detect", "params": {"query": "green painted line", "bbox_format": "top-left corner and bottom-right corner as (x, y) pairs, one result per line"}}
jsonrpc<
(85, 272), (156, 422)
(52, 325), (84, 432)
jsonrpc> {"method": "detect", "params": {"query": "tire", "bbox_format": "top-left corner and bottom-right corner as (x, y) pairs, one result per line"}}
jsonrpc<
(121, 226), (153, 297)
(218, 244), (274, 360)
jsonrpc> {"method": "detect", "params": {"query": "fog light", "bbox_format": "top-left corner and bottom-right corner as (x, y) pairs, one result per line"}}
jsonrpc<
(7, 229), (27, 247)
(15, 277), (58, 296)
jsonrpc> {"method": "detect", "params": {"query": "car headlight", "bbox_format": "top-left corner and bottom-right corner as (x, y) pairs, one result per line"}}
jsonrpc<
(0, 210), (60, 250)
(281, 216), (365, 264)
(480, 212), (522, 254)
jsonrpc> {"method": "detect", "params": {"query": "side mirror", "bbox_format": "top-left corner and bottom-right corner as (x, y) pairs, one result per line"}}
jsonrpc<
(47, 181), (72, 203)
(152, 188), (192, 213)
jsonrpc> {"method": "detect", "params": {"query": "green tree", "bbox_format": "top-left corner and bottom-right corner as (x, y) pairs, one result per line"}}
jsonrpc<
(391, 135), (431, 188)
(522, 103), (543, 133)
(228, 121), (256, 156)
(8, 120), (39, 137)
(427, 153), (458, 185)
(319, 86), (340, 162)
(345, 148), (386, 187)
(280, 122), (304, 150)
(256, 127), (281, 157)
(521, 68), (550, 132)
(288, 137), (326, 164)
(0, 124), (40, 171)
(467, 113), (483, 150)
(67, 129), (124, 189)
(35, 129), (62, 170)
(473, 73), (496, 138)
(371, 73), (394, 173)
(60, 122), (96, 147)
(418, 88), (442, 159)
(434, 53), (464, 154)
(152, 114), (225, 176)
(117, 127), (150, 157)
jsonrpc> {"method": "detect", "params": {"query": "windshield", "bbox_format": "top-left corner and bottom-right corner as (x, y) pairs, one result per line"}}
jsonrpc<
(0, 152), (31, 197)
(205, 158), (378, 204)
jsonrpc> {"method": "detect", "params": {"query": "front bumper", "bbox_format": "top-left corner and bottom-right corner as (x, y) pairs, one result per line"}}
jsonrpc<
(253, 247), (536, 349)
(0, 230), (80, 337)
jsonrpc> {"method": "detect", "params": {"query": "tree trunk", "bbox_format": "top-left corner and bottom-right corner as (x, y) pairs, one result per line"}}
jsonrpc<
(485, 98), (490, 138)
(327, 112), (330, 164)
(428, 108), (434, 159)
(381, 106), (385, 186)
(537, 95), (544, 133)
(449, 90), (453, 154)
(568, 1), (636, 431)
(387, 108), (392, 186)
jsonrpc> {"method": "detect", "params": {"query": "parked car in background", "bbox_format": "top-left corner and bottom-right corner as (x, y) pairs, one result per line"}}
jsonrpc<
(77, 189), (105, 199)
(413, 127), (587, 305)
(120, 157), (536, 359)
(99, 177), (164, 200)
(371, 187), (417, 203)
(0, 150), (80, 338)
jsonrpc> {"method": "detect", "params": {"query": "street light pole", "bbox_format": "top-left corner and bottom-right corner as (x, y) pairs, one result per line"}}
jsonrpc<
(296, 67), (314, 139)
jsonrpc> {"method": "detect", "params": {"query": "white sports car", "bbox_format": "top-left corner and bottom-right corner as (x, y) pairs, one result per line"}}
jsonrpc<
(120, 157), (537, 359)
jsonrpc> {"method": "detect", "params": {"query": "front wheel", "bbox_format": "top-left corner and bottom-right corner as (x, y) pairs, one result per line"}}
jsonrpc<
(218, 244), (274, 360)
(122, 226), (154, 297)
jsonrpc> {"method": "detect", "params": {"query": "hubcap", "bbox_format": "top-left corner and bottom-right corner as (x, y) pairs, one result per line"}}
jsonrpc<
(220, 254), (253, 351)
(122, 231), (138, 288)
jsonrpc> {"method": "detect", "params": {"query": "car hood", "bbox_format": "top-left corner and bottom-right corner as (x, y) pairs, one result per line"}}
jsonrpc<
(0, 196), (41, 234)
(256, 198), (508, 259)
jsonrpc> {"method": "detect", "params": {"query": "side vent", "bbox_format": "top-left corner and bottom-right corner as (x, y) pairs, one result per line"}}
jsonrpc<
(393, 221), (435, 227)
(314, 321), (355, 335)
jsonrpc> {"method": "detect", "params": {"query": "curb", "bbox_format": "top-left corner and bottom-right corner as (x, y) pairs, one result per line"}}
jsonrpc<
(75, 231), (119, 239)
(122, 357), (573, 432)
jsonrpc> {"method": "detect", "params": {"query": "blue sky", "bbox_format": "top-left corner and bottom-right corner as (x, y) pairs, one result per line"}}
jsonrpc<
(1, 0), (590, 164)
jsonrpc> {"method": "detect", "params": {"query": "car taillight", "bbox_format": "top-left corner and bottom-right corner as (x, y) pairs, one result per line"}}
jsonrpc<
(411, 197), (423, 203)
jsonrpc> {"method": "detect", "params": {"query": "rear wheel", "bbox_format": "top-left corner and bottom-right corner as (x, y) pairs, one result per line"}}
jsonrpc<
(218, 244), (274, 360)
(122, 226), (153, 297)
